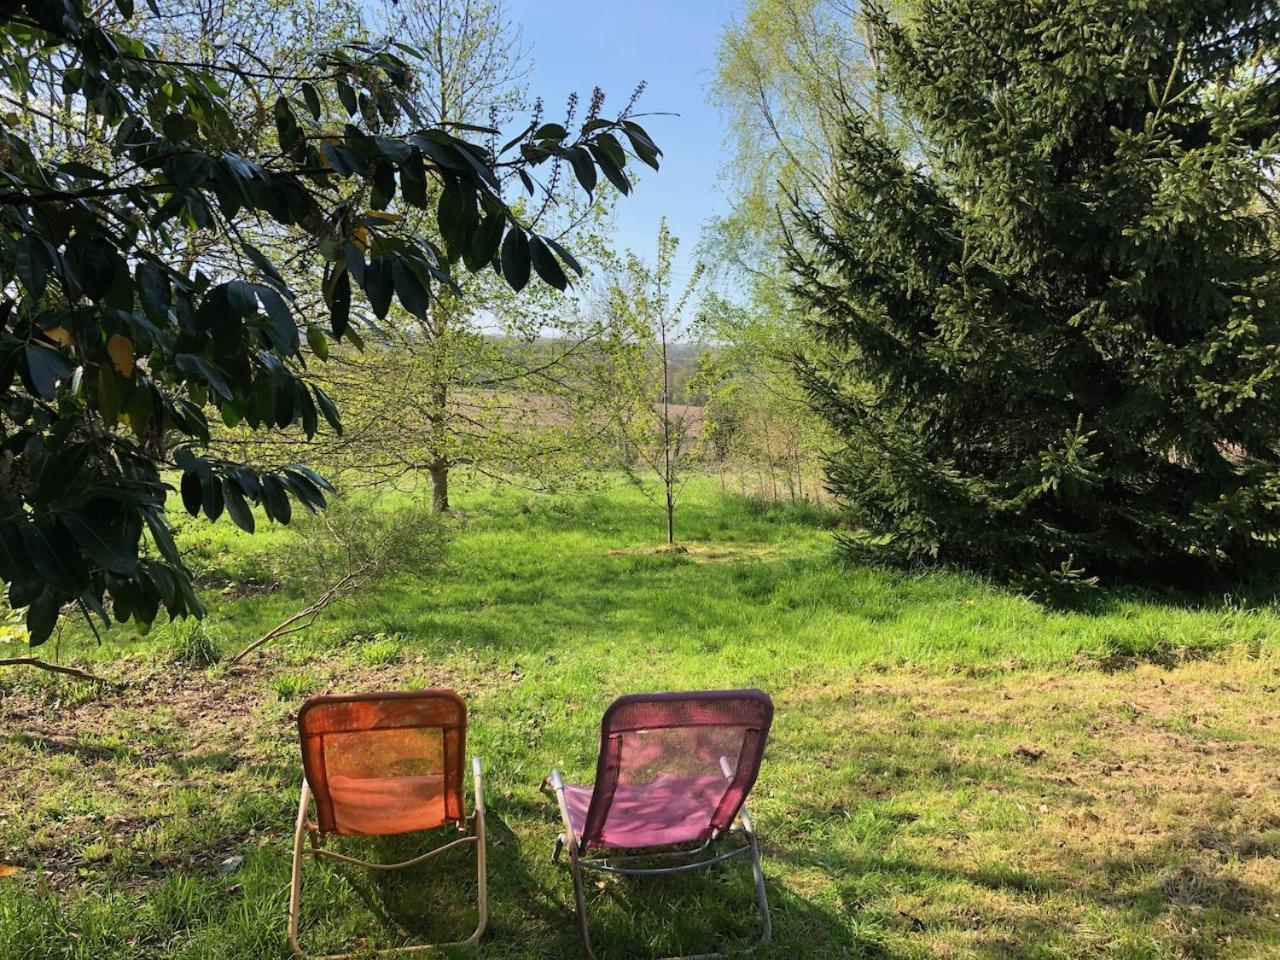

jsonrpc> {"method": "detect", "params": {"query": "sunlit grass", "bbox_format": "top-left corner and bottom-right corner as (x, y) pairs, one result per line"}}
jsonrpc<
(1, 478), (1278, 959)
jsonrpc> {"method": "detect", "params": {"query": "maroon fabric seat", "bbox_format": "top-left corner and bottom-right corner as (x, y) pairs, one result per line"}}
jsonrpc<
(570, 689), (773, 851)
(561, 773), (732, 848)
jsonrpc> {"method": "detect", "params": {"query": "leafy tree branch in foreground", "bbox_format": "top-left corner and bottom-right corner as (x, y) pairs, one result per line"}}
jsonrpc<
(0, 0), (661, 643)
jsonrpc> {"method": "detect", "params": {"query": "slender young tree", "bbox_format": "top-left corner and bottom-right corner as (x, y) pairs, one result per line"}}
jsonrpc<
(606, 223), (703, 545)
(792, 0), (1280, 593)
(696, 0), (898, 503)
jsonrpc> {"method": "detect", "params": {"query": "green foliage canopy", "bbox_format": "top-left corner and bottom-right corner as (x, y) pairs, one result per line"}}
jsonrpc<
(0, 0), (660, 642)
(793, 0), (1280, 593)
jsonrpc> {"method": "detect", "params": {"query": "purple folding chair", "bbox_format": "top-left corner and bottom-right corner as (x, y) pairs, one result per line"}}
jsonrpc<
(546, 689), (774, 959)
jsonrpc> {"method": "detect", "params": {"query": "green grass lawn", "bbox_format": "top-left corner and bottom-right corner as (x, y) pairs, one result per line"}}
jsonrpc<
(2, 479), (1279, 959)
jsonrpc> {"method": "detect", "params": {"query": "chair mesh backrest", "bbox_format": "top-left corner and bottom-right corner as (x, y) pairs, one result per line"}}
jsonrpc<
(582, 689), (773, 849)
(298, 690), (466, 836)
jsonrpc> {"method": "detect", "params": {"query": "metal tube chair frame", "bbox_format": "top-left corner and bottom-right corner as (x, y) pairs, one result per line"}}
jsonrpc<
(287, 690), (487, 958)
(546, 690), (773, 960)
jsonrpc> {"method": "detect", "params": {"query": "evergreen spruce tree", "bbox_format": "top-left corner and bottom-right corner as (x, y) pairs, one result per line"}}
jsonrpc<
(792, 0), (1280, 593)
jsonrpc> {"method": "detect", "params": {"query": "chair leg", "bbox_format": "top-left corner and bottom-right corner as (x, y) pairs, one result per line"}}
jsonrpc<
(465, 755), (488, 945)
(743, 821), (771, 949)
(562, 833), (769, 960)
(547, 769), (599, 958)
(288, 778), (312, 957)
(567, 840), (601, 960)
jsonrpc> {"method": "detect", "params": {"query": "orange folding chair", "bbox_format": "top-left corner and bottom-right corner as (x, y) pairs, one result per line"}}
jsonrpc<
(287, 689), (487, 957)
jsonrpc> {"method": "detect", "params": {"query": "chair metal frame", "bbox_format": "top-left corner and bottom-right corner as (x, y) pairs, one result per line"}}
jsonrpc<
(548, 753), (771, 959)
(287, 700), (487, 958)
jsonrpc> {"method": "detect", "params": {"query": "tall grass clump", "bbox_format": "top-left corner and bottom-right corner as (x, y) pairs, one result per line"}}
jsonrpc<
(160, 618), (223, 668)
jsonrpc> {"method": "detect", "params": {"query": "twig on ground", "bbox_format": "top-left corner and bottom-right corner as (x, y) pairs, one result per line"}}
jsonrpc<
(0, 657), (119, 687)
(228, 567), (366, 666)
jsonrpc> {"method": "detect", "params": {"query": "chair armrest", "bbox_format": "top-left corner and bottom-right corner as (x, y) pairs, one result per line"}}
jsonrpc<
(472, 756), (485, 817)
(547, 768), (578, 851)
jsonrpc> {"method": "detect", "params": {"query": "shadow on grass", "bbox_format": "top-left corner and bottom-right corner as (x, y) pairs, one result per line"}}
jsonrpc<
(303, 812), (889, 959)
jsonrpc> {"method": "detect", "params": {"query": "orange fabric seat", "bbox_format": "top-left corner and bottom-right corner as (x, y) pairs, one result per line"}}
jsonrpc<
(327, 774), (447, 837)
(297, 690), (467, 837)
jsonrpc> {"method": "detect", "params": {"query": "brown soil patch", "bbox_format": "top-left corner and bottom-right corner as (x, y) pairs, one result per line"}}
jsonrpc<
(606, 541), (785, 564)
(0, 650), (485, 887)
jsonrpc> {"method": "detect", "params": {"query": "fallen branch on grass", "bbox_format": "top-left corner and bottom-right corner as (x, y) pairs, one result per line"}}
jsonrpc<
(0, 657), (118, 686)
(228, 567), (366, 666)
(226, 496), (449, 667)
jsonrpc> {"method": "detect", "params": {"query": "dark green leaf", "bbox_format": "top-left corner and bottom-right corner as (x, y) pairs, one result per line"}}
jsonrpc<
(343, 244), (366, 286)
(314, 384), (342, 435)
(180, 470), (201, 517)
(274, 97), (301, 153)
(588, 143), (630, 195)
(242, 242), (290, 293)
(328, 267), (351, 337)
(400, 150), (428, 207)
(545, 236), (584, 278)
(528, 234), (568, 290)
(21, 520), (89, 592)
(533, 123), (567, 140)
(501, 228), (531, 292)
(137, 261), (170, 319)
(144, 509), (185, 569)
(567, 146), (597, 194)
(174, 354), (233, 401)
(0, 524), (29, 584)
(437, 176), (475, 262)
(23, 344), (72, 400)
(392, 260), (431, 317)
(465, 213), (505, 272)
(222, 479), (255, 533)
(25, 589), (62, 646)
(62, 504), (139, 573)
(226, 280), (258, 318)
(257, 286), (300, 355)
(301, 81), (322, 121)
(201, 467), (224, 521)
(27, 443), (89, 503)
(364, 258), (393, 319)
(261, 475), (291, 524)
(16, 236), (53, 301)
(370, 158), (395, 209)
(623, 123), (662, 170)
(337, 80), (358, 117)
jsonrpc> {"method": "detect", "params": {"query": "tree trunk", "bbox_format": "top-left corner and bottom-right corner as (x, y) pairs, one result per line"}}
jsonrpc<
(427, 375), (449, 512)
(665, 481), (675, 545)
(429, 459), (450, 512)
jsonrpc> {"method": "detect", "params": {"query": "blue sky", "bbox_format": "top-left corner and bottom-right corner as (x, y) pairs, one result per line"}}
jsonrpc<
(506, 0), (739, 287)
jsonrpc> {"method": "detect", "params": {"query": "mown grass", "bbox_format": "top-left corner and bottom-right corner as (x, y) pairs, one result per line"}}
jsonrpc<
(1, 478), (1278, 959)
